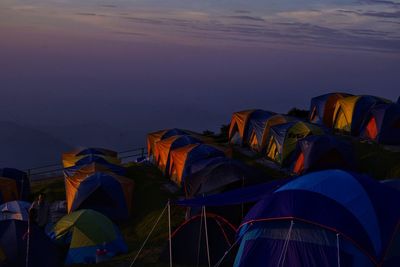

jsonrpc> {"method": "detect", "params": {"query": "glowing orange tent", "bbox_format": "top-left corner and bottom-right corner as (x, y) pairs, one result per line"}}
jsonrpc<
(228, 110), (256, 145)
(154, 135), (202, 173)
(147, 129), (189, 158)
(147, 130), (167, 158)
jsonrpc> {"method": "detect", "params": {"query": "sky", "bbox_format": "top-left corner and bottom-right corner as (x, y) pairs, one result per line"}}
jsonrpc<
(0, 0), (399, 167)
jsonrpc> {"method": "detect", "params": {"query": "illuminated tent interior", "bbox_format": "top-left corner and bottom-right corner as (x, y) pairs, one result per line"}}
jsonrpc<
(360, 103), (400, 145)
(309, 92), (352, 127)
(265, 121), (324, 165)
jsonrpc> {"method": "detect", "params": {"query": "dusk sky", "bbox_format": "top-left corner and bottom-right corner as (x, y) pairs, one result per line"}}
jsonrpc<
(0, 0), (399, 167)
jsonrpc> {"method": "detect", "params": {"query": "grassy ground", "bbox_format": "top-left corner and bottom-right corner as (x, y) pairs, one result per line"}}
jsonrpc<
(31, 162), (190, 267)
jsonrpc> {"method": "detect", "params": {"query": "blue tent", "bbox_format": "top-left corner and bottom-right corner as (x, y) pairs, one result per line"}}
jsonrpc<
(161, 128), (188, 140)
(75, 147), (118, 157)
(67, 172), (132, 220)
(246, 110), (275, 150)
(360, 103), (400, 145)
(0, 220), (60, 267)
(234, 170), (400, 267)
(290, 135), (355, 174)
(64, 160), (126, 177)
(0, 168), (30, 201)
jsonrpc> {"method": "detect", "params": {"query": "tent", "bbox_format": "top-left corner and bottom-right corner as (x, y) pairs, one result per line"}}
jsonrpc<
(265, 121), (324, 165)
(50, 209), (127, 265)
(147, 129), (188, 158)
(65, 172), (134, 220)
(246, 110), (276, 151)
(332, 95), (390, 135)
(233, 170), (400, 267)
(228, 110), (256, 145)
(169, 144), (225, 186)
(257, 114), (295, 152)
(309, 93), (352, 127)
(0, 201), (30, 221)
(360, 103), (400, 145)
(184, 157), (262, 198)
(291, 135), (355, 175)
(62, 148), (120, 168)
(0, 220), (60, 267)
(0, 168), (30, 201)
(0, 178), (20, 204)
(154, 135), (202, 174)
(159, 213), (236, 266)
(64, 161), (126, 178)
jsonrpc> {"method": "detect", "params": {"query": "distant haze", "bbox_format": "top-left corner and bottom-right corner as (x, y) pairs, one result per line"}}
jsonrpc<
(0, 0), (399, 168)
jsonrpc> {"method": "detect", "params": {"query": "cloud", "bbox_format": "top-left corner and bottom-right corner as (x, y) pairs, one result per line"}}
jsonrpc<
(223, 15), (264, 22)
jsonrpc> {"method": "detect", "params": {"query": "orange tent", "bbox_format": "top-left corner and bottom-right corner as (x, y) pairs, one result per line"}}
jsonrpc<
(147, 130), (167, 158)
(154, 135), (181, 172)
(228, 110), (255, 144)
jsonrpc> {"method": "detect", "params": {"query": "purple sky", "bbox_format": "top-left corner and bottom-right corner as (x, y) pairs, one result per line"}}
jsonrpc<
(0, 0), (399, 167)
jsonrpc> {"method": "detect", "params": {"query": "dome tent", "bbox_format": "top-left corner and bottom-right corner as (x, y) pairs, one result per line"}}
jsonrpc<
(228, 110), (256, 145)
(234, 170), (400, 267)
(246, 110), (276, 151)
(154, 135), (202, 174)
(360, 103), (400, 145)
(309, 93), (351, 127)
(168, 144), (225, 186)
(147, 128), (188, 158)
(291, 135), (355, 174)
(50, 209), (127, 265)
(65, 172), (134, 220)
(332, 95), (390, 135)
(265, 121), (324, 165)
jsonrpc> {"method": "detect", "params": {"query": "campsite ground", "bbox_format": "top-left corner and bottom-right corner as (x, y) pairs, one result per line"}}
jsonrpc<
(30, 136), (400, 267)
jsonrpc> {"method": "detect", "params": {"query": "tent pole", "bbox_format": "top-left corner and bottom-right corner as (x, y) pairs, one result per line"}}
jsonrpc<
(203, 206), (211, 267)
(336, 233), (341, 267)
(168, 200), (173, 267)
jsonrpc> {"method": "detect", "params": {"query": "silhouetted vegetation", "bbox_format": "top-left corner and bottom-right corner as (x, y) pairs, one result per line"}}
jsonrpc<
(287, 108), (309, 119)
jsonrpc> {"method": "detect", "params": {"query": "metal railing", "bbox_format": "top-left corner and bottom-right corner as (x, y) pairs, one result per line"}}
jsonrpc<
(26, 147), (147, 182)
